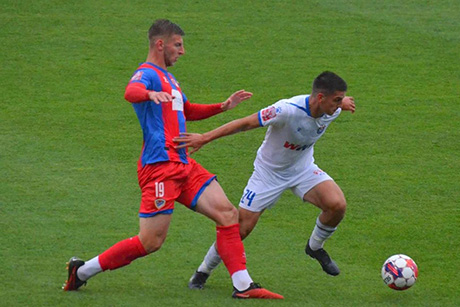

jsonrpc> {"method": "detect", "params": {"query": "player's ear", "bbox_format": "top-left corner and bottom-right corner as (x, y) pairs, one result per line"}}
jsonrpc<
(316, 92), (325, 102)
(155, 38), (165, 51)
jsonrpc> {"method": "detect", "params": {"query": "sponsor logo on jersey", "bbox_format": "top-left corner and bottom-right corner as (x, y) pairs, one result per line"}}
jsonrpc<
(261, 106), (277, 122)
(130, 71), (143, 81)
(155, 199), (166, 209)
(162, 76), (170, 84)
(283, 141), (312, 151)
(317, 125), (326, 134)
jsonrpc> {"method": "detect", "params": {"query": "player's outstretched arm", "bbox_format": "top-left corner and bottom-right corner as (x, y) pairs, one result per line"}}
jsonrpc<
(183, 90), (253, 121)
(221, 90), (253, 111)
(340, 96), (356, 113)
(174, 113), (260, 154)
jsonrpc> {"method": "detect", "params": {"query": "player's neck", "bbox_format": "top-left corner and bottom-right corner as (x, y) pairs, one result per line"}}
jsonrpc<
(146, 53), (167, 70)
(309, 97), (324, 118)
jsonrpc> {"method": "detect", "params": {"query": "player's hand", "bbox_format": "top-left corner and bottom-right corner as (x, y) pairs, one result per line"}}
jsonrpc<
(148, 91), (174, 104)
(221, 90), (253, 111)
(173, 133), (206, 154)
(341, 96), (355, 113)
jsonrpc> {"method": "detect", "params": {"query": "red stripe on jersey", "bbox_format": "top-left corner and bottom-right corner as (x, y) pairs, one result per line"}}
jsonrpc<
(140, 63), (187, 163)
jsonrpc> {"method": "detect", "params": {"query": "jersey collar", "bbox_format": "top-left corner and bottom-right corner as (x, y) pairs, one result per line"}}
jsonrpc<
(144, 62), (169, 75)
(305, 95), (312, 116)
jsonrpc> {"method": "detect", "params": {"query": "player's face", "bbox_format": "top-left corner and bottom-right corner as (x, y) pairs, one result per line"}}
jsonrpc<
(320, 91), (346, 115)
(164, 34), (185, 67)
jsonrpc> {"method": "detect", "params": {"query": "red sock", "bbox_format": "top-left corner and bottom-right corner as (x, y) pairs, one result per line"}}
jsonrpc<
(98, 235), (147, 271)
(216, 224), (247, 276)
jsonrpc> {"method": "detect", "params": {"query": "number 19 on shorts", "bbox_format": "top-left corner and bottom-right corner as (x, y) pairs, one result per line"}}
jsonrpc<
(240, 189), (256, 207)
(155, 182), (164, 198)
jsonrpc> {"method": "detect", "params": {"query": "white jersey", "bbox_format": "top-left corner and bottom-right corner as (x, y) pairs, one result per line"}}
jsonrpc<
(256, 94), (341, 176)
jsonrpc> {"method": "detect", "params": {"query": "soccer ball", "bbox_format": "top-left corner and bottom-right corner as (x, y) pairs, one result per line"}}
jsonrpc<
(381, 254), (418, 290)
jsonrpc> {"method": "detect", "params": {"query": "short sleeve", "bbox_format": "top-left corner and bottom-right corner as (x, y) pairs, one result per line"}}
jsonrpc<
(128, 69), (162, 91)
(257, 100), (289, 127)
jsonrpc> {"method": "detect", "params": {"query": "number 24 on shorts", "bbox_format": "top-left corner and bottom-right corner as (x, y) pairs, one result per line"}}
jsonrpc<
(240, 189), (256, 206)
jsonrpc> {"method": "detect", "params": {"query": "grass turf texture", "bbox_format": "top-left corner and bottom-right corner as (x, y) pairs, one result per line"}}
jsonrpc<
(1, 0), (459, 306)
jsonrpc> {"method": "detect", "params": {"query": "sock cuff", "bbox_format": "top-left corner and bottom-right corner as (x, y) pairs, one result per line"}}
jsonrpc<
(216, 223), (239, 232)
(132, 235), (148, 256)
(316, 217), (337, 232)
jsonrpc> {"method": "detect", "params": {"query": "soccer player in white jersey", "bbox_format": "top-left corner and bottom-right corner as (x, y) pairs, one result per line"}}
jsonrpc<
(174, 71), (356, 289)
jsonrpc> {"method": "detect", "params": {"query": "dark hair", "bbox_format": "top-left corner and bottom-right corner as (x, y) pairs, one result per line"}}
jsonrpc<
(148, 19), (185, 43)
(312, 71), (347, 96)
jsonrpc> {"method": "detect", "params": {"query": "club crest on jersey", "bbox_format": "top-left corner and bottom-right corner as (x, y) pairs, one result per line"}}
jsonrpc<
(130, 71), (143, 81)
(261, 106), (277, 122)
(317, 125), (326, 134)
(313, 169), (325, 175)
(169, 75), (180, 88)
(155, 199), (166, 209)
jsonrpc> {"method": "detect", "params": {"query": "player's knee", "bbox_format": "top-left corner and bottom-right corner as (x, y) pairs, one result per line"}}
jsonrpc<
(218, 204), (238, 226)
(140, 235), (165, 254)
(331, 198), (347, 218)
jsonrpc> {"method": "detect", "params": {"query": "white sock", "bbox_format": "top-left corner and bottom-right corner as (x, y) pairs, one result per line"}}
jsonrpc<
(231, 269), (253, 291)
(309, 217), (337, 251)
(77, 256), (102, 281)
(197, 242), (222, 275)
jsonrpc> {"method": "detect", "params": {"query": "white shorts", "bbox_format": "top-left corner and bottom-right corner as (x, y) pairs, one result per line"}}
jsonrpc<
(239, 163), (333, 212)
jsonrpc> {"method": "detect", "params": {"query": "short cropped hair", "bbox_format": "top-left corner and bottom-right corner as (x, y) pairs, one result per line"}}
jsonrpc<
(312, 71), (347, 96)
(148, 19), (185, 44)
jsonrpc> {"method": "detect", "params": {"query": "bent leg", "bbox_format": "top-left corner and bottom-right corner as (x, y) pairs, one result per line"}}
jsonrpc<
(77, 214), (170, 282)
(99, 214), (171, 270)
(304, 180), (346, 253)
(303, 180), (345, 275)
(138, 214), (172, 253)
(194, 208), (263, 276)
(195, 179), (238, 226)
(303, 180), (346, 227)
(195, 179), (251, 290)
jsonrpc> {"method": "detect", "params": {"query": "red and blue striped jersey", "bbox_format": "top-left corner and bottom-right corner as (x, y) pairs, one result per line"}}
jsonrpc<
(128, 62), (189, 166)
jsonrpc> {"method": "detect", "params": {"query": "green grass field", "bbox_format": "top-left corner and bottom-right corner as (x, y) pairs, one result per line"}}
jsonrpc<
(2, 0), (459, 306)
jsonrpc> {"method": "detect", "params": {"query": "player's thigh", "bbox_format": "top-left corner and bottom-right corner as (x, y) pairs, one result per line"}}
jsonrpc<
(195, 179), (237, 226)
(303, 180), (346, 212)
(138, 213), (172, 253)
(239, 168), (285, 212)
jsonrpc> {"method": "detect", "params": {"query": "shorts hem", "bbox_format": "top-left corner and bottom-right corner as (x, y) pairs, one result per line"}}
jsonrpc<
(238, 203), (265, 213)
(139, 209), (174, 218)
(190, 175), (217, 211)
(300, 178), (334, 201)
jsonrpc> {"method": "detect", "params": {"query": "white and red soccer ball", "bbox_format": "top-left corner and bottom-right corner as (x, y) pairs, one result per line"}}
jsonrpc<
(381, 254), (418, 290)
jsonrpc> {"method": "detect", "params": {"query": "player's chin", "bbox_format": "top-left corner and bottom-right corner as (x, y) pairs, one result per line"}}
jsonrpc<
(166, 59), (177, 67)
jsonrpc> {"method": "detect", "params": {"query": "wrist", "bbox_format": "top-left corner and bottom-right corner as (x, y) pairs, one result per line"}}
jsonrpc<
(202, 133), (212, 144)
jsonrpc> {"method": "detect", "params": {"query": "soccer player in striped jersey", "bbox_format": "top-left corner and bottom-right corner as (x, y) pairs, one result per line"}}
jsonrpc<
(63, 19), (282, 300)
(174, 71), (356, 289)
